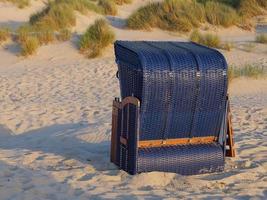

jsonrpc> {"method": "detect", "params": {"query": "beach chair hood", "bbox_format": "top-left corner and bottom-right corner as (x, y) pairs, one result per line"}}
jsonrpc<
(114, 41), (228, 141)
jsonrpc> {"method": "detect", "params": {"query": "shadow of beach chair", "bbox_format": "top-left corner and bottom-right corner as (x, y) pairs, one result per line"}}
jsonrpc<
(111, 41), (235, 175)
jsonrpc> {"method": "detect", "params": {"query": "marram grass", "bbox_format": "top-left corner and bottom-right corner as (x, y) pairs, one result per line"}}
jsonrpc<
(79, 19), (115, 58)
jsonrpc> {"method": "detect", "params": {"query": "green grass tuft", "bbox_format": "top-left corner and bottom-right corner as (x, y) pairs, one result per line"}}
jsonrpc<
(0, 27), (10, 44)
(20, 36), (40, 56)
(79, 19), (115, 58)
(256, 34), (267, 44)
(98, 0), (117, 16)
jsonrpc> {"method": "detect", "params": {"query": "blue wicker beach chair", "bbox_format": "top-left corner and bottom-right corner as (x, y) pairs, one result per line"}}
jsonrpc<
(111, 41), (235, 175)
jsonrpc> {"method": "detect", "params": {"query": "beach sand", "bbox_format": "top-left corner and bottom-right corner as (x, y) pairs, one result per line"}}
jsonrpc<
(0, 1), (266, 199)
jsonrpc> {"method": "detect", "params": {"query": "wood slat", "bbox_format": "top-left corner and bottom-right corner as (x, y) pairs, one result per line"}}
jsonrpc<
(226, 103), (236, 157)
(110, 99), (121, 163)
(120, 136), (127, 146)
(138, 136), (217, 148)
(121, 96), (140, 107)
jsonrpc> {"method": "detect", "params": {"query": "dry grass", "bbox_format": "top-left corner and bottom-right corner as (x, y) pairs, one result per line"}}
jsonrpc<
(238, 0), (265, 17)
(0, 0), (29, 8)
(190, 30), (233, 51)
(114, 0), (132, 5)
(14, 0), (102, 54)
(16, 25), (32, 43)
(0, 27), (10, 44)
(57, 29), (72, 41)
(256, 34), (267, 44)
(228, 65), (266, 81)
(128, 0), (267, 32)
(205, 1), (239, 27)
(36, 30), (55, 45)
(190, 30), (221, 48)
(127, 0), (205, 32)
(30, 2), (76, 31)
(79, 19), (115, 58)
(20, 36), (40, 56)
(98, 0), (117, 16)
(241, 42), (256, 52)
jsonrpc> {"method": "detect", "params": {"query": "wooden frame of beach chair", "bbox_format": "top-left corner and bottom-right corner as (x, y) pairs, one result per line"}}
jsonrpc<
(111, 41), (236, 175)
(110, 95), (235, 174)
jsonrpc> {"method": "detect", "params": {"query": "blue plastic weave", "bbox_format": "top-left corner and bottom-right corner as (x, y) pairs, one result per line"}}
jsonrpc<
(114, 41), (228, 175)
(138, 143), (224, 175)
(114, 41), (227, 140)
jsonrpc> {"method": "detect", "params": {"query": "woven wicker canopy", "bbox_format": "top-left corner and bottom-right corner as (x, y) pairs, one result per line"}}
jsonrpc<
(111, 41), (234, 175)
(115, 41), (228, 141)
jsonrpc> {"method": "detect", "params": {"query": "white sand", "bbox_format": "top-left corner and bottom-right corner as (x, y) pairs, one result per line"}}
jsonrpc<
(0, 1), (267, 200)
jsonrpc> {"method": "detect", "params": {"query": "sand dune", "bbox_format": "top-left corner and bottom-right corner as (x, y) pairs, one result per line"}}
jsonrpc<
(0, 1), (266, 199)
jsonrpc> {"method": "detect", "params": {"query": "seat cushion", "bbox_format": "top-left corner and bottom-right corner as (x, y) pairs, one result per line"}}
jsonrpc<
(137, 143), (224, 175)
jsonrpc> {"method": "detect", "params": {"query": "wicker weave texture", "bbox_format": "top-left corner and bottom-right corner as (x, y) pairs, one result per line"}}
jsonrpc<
(114, 41), (227, 140)
(114, 41), (227, 175)
(138, 143), (224, 175)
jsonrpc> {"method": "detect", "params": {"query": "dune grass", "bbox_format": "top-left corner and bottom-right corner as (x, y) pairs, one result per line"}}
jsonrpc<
(204, 1), (239, 27)
(228, 65), (266, 81)
(256, 34), (267, 44)
(242, 42), (256, 52)
(79, 19), (115, 58)
(14, 0), (106, 56)
(190, 30), (221, 48)
(0, 27), (10, 44)
(238, 0), (265, 17)
(98, 0), (117, 16)
(114, 0), (132, 5)
(20, 36), (40, 56)
(127, 0), (205, 32)
(190, 30), (233, 51)
(57, 29), (72, 41)
(36, 30), (55, 45)
(16, 25), (32, 43)
(29, 2), (76, 31)
(127, 0), (267, 32)
(0, 0), (30, 8)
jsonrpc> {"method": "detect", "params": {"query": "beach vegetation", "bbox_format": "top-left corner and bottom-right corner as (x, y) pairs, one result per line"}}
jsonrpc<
(98, 0), (117, 16)
(57, 29), (72, 41)
(204, 1), (239, 27)
(0, 0), (30, 8)
(20, 36), (40, 56)
(114, 0), (132, 5)
(127, 0), (267, 32)
(127, 0), (205, 32)
(0, 27), (10, 44)
(256, 34), (267, 44)
(79, 19), (115, 58)
(228, 65), (266, 81)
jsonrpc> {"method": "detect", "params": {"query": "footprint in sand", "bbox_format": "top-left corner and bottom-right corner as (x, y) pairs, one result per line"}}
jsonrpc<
(22, 182), (34, 191)
(93, 111), (100, 116)
(245, 114), (251, 121)
(251, 108), (263, 113)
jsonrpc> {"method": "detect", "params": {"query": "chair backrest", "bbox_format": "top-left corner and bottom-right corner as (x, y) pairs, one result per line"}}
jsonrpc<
(114, 41), (228, 141)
